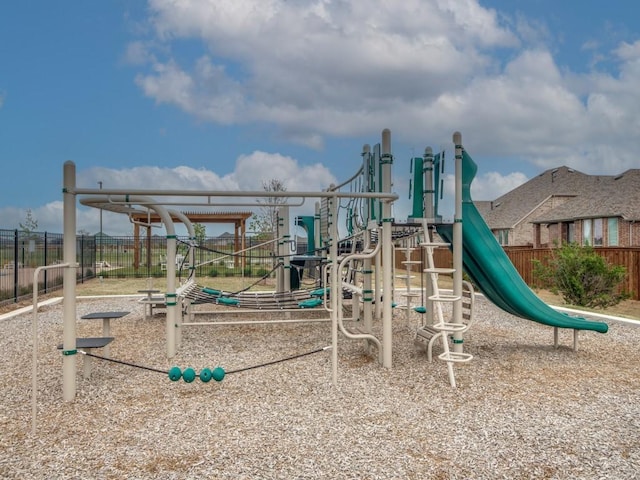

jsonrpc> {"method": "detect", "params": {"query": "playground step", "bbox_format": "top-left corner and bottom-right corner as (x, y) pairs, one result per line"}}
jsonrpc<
(424, 267), (456, 275)
(428, 293), (461, 303)
(438, 351), (473, 363)
(420, 241), (450, 248)
(415, 325), (438, 339)
(346, 325), (371, 335)
(432, 321), (468, 333)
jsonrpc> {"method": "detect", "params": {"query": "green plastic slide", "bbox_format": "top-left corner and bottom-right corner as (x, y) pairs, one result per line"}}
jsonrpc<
(436, 150), (608, 333)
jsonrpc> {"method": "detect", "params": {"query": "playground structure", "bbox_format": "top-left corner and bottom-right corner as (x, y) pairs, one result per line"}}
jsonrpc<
(60, 129), (401, 401)
(58, 129), (610, 401)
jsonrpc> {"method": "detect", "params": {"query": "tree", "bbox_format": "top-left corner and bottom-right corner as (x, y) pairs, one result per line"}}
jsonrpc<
(19, 209), (39, 267)
(19, 209), (38, 234)
(249, 179), (288, 243)
(533, 242), (629, 308)
(193, 223), (206, 245)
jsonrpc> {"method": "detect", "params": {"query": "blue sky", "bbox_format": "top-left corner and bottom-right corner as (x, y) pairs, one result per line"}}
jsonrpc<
(1, 0), (639, 236)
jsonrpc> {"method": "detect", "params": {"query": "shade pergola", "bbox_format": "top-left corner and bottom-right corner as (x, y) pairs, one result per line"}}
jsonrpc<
(130, 210), (253, 269)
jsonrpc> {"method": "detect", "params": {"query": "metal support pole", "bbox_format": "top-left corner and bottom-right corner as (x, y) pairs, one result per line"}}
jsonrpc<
(329, 192), (339, 384)
(424, 147), (435, 327)
(452, 132), (464, 353)
(98, 181), (103, 262)
(62, 161), (77, 402)
(280, 206), (291, 291)
(381, 129), (393, 368)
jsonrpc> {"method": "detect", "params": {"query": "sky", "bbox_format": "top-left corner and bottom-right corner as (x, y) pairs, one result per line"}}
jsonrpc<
(1, 0), (639, 237)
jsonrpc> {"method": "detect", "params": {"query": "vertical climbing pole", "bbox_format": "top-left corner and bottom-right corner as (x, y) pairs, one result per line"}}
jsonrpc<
(361, 145), (374, 339)
(328, 189), (339, 384)
(452, 132), (464, 352)
(277, 206), (291, 293)
(62, 161), (77, 402)
(365, 144), (383, 321)
(381, 129), (393, 368)
(314, 202), (321, 258)
(423, 146), (435, 327)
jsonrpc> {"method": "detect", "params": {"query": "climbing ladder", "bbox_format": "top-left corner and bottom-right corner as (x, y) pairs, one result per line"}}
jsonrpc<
(415, 220), (473, 387)
(395, 243), (422, 327)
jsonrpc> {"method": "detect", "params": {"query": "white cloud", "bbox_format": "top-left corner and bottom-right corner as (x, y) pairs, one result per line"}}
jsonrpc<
(0, 152), (337, 236)
(0, 202), (64, 236)
(470, 171), (529, 201)
(127, 0), (640, 175)
(133, 0), (516, 144)
(123, 41), (156, 65)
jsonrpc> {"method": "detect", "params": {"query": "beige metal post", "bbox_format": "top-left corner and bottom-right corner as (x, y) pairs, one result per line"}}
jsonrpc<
(381, 129), (393, 368)
(452, 132), (464, 353)
(62, 161), (77, 402)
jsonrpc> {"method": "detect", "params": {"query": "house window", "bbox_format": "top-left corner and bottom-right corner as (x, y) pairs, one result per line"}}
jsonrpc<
(593, 218), (603, 246)
(608, 218), (619, 246)
(562, 222), (575, 243)
(495, 229), (509, 245)
(582, 219), (592, 246)
(567, 222), (575, 243)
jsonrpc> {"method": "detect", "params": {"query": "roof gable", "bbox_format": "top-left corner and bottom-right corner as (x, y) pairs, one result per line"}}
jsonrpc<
(480, 167), (640, 227)
(533, 169), (640, 223)
(481, 166), (590, 228)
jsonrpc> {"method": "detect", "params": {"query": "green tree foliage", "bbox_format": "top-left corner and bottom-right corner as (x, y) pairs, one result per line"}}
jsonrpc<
(533, 242), (629, 308)
(193, 223), (206, 244)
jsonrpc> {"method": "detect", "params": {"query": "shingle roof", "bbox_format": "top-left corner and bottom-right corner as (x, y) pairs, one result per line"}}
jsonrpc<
(480, 167), (588, 228)
(532, 169), (640, 223)
(478, 167), (640, 228)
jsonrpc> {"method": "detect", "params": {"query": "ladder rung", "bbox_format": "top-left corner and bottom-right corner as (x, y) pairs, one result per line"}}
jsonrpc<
(429, 294), (461, 302)
(432, 322), (467, 332)
(402, 260), (422, 265)
(438, 351), (473, 363)
(420, 242), (450, 248)
(424, 268), (455, 275)
(346, 325), (371, 336)
(415, 326), (439, 339)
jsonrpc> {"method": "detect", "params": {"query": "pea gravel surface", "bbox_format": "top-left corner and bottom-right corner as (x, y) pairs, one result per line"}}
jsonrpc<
(1, 294), (639, 479)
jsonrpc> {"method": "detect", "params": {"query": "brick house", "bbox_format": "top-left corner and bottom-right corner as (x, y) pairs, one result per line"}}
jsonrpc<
(478, 166), (640, 248)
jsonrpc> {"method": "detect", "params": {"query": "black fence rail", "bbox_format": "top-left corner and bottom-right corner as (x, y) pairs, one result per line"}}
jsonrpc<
(0, 229), (285, 307)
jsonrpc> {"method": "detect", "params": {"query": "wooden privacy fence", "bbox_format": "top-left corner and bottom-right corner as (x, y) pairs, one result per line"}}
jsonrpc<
(395, 246), (640, 301)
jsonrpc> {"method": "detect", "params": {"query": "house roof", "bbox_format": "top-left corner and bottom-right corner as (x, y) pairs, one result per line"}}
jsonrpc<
(480, 166), (589, 228)
(532, 169), (640, 223)
(479, 167), (640, 228)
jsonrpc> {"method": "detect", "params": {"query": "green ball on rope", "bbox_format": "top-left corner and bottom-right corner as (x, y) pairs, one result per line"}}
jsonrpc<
(182, 367), (196, 383)
(199, 368), (212, 383)
(212, 366), (226, 382)
(168, 365), (225, 383)
(168, 366), (182, 382)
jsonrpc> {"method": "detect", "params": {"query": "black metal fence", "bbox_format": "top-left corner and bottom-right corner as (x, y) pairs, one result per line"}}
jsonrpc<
(0, 229), (96, 306)
(0, 229), (283, 307)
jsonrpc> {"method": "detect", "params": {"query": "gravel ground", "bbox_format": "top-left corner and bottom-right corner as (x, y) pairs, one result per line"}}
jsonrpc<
(1, 294), (639, 479)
